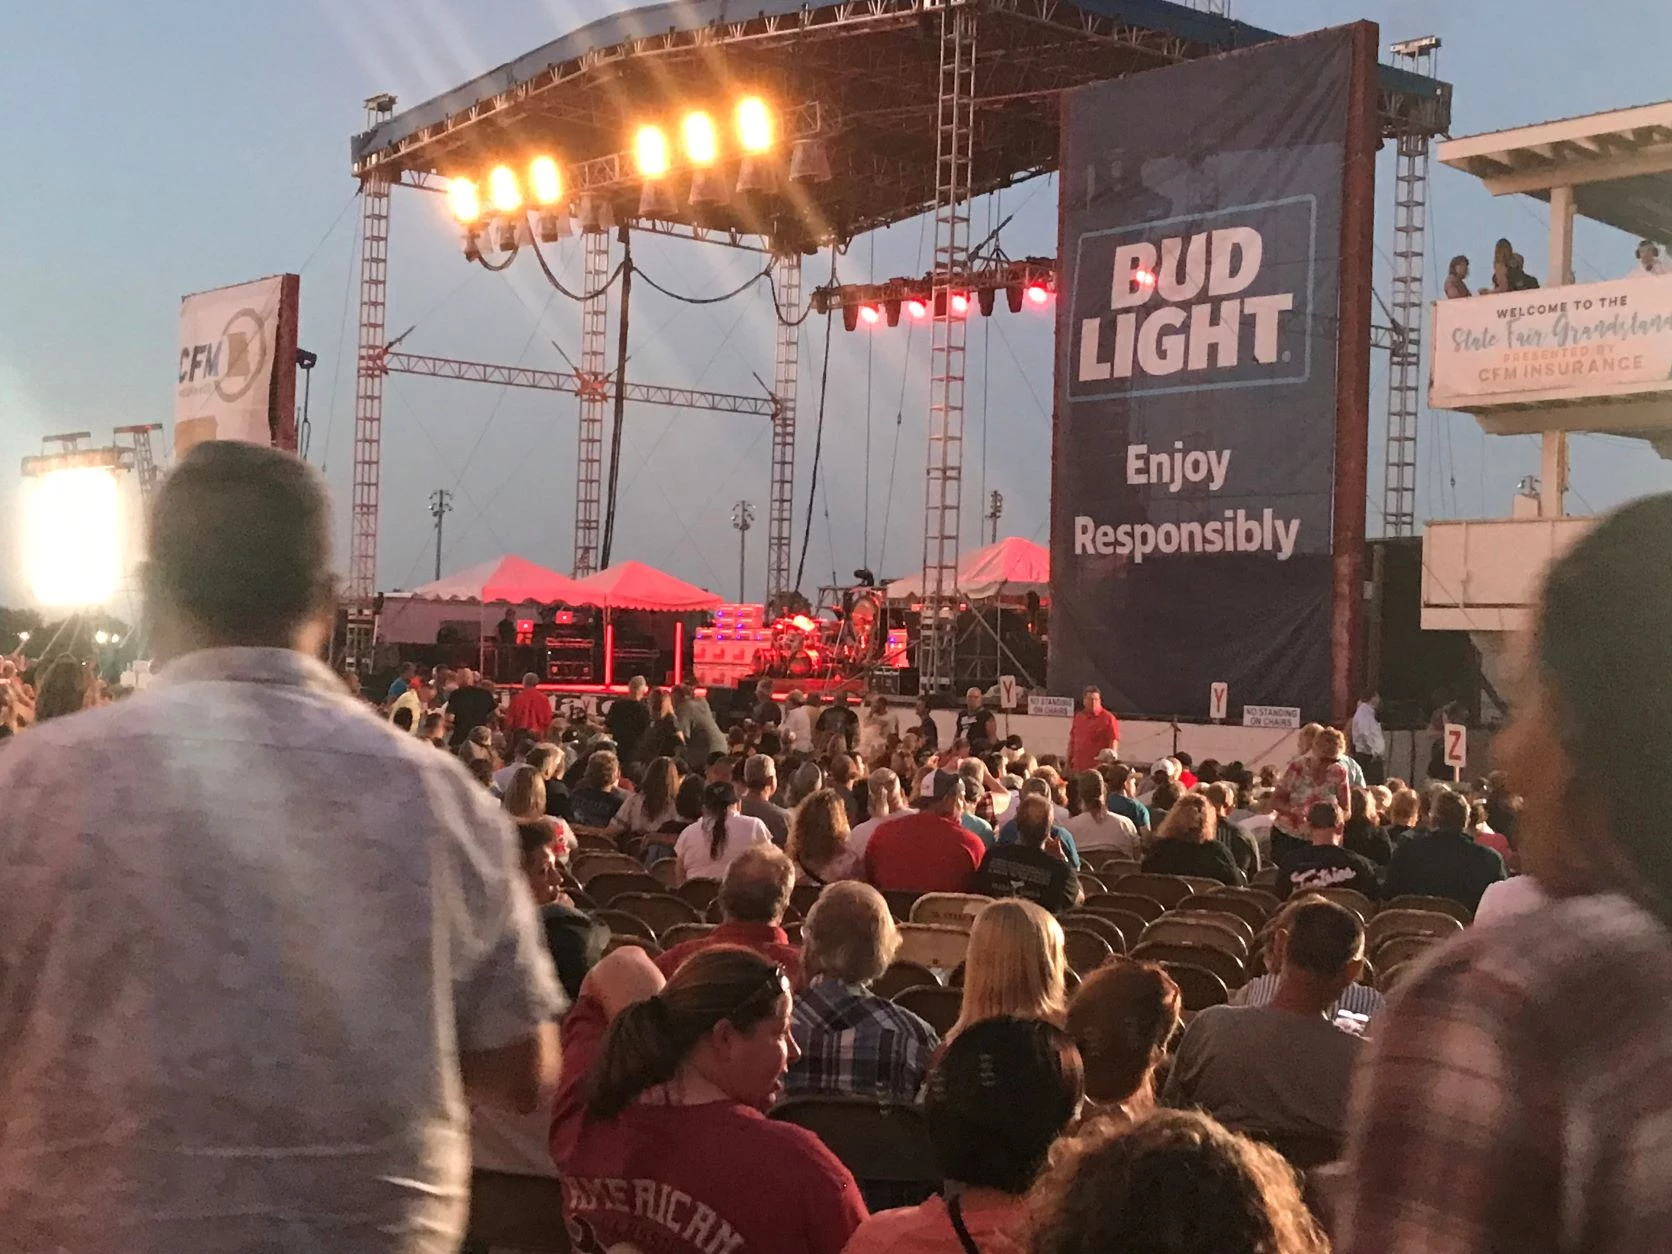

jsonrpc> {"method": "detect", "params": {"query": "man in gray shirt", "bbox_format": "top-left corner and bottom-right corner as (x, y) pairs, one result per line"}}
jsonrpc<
(0, 443), (564, 1253)
(740, 752), (792, 845)
(1164, 898), (1366, 1143)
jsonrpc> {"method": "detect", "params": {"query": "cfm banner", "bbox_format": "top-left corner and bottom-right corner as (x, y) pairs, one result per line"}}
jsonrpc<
(1050, 28), (1363, 720)
(175, 274), (300, 456)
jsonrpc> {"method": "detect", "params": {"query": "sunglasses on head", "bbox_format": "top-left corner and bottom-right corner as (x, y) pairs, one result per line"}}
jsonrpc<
(725, 964), (792, 1024)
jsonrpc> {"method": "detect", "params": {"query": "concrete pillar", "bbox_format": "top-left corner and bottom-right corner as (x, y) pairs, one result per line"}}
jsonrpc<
(1541, 429), (1568, 518)
(1548, 183), (1575, 287)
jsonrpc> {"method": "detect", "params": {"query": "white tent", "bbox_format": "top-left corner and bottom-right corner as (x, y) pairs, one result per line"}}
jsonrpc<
(885, 536), (1049, 603)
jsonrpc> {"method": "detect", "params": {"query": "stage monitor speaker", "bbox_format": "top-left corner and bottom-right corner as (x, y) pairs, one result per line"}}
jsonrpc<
(896, 667), (921, 698)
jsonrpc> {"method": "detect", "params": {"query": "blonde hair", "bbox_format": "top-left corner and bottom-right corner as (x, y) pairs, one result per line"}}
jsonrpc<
(1154, 792), (1217, 845)
(503, 765), (546, 821)
(950, 899), (1067, 1042)
(1314, 726), (1346, 758)
(1296, 722), (1323, 753)
(788, 788), (852, 873)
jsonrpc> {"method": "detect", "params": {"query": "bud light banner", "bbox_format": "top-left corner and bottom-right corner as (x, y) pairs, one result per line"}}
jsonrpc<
(1050, 28), (1360, 721)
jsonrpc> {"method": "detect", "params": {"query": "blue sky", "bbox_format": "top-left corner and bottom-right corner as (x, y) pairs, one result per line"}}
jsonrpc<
(2, 0), (1669, 610)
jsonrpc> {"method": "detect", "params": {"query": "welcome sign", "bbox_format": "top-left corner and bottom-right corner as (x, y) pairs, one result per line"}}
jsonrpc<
(1431, 277), (1672, 409)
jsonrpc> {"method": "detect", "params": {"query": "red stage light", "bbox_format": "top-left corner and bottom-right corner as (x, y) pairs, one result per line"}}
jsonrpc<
(1025, 282), (1051, 306)
(906, 298), (929, 319)
(950, 292), (970, 315)
(859, 304), (881, 325)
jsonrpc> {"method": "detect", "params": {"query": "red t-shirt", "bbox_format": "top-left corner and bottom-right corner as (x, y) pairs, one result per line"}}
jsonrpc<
(862, 811), (986, 894)
(505, 688), (554, 735)
(1067, 708), (1121, 772)
(550, 997), (867, 1254)
(655, 922), (804, 987)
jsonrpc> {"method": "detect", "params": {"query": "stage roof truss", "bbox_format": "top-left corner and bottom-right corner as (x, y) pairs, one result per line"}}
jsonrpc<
(351, 0), (1450, 247)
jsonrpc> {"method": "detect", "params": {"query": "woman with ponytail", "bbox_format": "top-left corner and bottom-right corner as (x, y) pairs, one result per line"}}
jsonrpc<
(672, 779), (772, 884)
(550, 945), (867, 1253)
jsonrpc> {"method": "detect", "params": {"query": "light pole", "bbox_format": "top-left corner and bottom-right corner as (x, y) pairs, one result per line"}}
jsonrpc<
(429, 488), (454, 580)
(986, 490), (1004, 544)
(731, 500), (755, 603)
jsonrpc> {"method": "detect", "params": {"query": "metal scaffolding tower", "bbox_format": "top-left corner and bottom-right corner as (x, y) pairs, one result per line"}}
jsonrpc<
(349, 94), (396, 665)
(1381, 37), (1440, 538)
(919, 0), (977, 694)
(114, 423), (164, 505)
(769, 253), (801, 602)
(574, 229), (612, 576)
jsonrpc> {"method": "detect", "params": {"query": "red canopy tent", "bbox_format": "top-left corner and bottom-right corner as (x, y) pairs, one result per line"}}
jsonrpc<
(571, 561), (722, 686)
(573, 560), (723, 611)
(408, 554), (591, 604)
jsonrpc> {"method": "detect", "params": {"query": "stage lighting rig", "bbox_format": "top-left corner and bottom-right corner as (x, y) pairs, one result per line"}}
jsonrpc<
(810, 258), (1058, 331)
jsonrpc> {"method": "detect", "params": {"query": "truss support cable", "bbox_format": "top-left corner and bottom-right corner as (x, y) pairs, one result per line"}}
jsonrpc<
(574, 229), (611, 576)
(918, 0), (977, 694)
(601, 227), (634, 568)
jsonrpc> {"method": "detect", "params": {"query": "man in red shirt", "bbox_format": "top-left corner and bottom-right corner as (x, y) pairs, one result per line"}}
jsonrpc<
(656, 845), (804, 985)
(1067, 685), (1121, 772)
(503, 672), (553, 737)
(863, 770), (987, 893)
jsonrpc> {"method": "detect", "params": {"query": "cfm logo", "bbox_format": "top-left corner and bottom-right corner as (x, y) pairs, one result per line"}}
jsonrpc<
(1070, 197), (1316, 397)
(178, 307), (269, 403)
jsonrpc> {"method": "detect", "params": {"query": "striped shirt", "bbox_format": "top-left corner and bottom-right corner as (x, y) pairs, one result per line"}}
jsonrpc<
(1338, 892), (1672, 1254)
(785, 977), (940, 1103)
(1232, 973), (1385, 1022)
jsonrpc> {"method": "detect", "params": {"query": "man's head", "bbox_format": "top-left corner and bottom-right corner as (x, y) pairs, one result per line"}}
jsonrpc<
(802, 881), (900, 984)
(1360, 688), (1380, 711)
(965, 686), (984, 712)
(1082, 686), (1102, 715)
(867, 767), (903, 814)
(1204, 781), (1238, 817)
(455, 667), (475, 688)
(718, 845), (796, 925)
(1271, 899), (1365, 1009)
(829, 753), (858, 787)
(1015, 794), (1054, 848)
(1106, 762), (1136, 797)
(418, 711), (447, 744)
(628, 675), (648, 699)
(755, 678), (774, 702)
(1305, 800), (1344, 845)
(918, 768), (964, 817)
(1430, 788), (1469, 832)
(742, 752), (776, 794)
(1639, 239), (1662, 269)
(399, 661), (417, 680)
(143, 442), (337, 658)
(871, 695), (889, 716)
(521, 672), (539, 690)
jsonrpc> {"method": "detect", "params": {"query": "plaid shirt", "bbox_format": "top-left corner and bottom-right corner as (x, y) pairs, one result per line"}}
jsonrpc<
(785, 977), (940, 1104)
(1338, 891), (1672, 1254)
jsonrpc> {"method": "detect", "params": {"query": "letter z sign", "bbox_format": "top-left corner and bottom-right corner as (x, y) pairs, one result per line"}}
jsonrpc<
(1442, 723), (1467, 772)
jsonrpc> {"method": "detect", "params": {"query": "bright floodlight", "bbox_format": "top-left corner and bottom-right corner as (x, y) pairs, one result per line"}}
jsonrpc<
(94, 630), (110, 645)
(488, 165), (522, 213)
(635, 126), (671, 178)
(682, 112), (720, 166)
(1026, 282), (1051, 306)
(25, 467), (122, 608)
(859, 304), (881, 325)
(736, 97), (774, 154)
(529, 156), (563, 206)
(906, 298), (929, 320)
(447, 177), (482, 224)
(950, 292), (970, 316)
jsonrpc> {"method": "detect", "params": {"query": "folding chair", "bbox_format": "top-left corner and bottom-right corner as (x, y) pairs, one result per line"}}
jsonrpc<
(873, 960), (941, 1001)
(907, 892), (993, 930)
(892, 984), (965, 1036)
(1109, 873), (1196, 909)
(770, 1097), (940, 1214)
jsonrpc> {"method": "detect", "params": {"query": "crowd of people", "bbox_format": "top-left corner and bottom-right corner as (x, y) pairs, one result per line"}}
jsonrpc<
(5, 438), (1672, 1254)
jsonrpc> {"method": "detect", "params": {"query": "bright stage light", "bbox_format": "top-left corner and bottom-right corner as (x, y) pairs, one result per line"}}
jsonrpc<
(682, 112), (720, 166)
(95, 630), (110, 645)
(447, 177), (482, 224)
(950, 292), (970, 316)
(530, 156), (563, 206)
(24, 467), (122, 609)
(906, 298), (929, 320)
(1026, 282), (1051, 306)
(736, 97), (774, 154)
(859, 304), (881, 325)
(488, 165), (522, 213)
(1134, 268), (1156, 289)
(635, 126), (671, 178)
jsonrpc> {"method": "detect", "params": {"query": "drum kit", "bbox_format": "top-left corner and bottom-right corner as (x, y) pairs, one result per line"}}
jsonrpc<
(753, 587), (888, 682)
